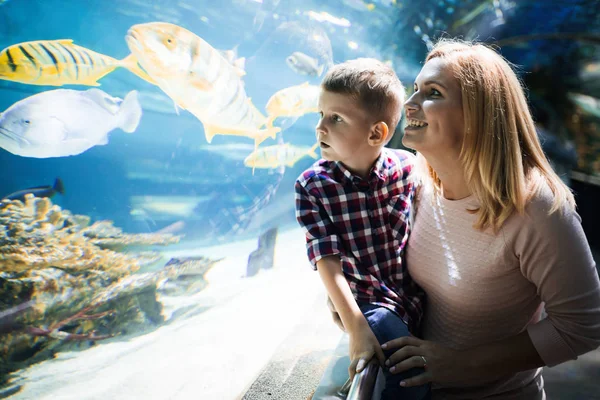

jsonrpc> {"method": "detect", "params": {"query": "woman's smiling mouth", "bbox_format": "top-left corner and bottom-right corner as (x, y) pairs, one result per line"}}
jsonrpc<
(405, 118), (428, 130)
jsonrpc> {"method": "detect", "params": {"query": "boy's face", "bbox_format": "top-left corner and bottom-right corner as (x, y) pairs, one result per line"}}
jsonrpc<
(316, 90), (378, 171)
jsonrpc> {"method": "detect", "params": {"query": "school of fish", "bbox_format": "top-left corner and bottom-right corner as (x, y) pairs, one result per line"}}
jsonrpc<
(0, 25), (321, 238)
(0, 21), (320, 167)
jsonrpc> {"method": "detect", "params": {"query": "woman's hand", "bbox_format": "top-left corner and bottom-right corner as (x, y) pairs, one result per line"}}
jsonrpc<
(382, 336), (470, 387)
(348, 318), (386, 380)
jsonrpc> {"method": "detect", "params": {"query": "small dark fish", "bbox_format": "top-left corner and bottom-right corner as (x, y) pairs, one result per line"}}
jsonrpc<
(2, 177), (65, 201)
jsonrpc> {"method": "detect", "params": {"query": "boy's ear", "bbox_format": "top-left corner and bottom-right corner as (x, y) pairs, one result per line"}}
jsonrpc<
(368, 121), (389, 145)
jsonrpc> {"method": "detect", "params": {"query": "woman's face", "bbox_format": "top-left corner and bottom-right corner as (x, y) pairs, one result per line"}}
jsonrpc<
(402, 57), (465, 158)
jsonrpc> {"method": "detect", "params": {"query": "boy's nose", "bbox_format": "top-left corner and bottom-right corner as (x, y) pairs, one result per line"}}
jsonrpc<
(316, 120), (326, 134)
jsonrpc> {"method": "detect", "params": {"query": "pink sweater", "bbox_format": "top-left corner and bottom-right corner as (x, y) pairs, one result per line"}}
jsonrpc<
(406, 182), (600, 399)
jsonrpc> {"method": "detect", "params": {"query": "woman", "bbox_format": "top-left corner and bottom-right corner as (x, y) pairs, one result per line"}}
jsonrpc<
(378, 39), (600, 399)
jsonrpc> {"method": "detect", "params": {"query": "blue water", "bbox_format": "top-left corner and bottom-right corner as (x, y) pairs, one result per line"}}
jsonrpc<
(0, 0), (597, 245)
(0, 0), (338, 243)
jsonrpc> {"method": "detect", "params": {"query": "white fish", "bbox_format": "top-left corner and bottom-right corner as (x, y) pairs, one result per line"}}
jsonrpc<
(0, 88), (141, 158)
(286, 52), (325, 77)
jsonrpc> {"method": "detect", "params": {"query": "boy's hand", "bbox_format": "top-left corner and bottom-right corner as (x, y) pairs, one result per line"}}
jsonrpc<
(327, 296), (346, 332)
(348, 317), (386, 380)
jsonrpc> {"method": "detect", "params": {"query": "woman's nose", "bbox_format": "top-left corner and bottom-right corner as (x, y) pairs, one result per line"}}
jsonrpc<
(404, 93), (420, 112)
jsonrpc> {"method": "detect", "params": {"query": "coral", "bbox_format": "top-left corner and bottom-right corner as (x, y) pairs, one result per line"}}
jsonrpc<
(0, 195), (180, 274)
(0, 195), (225, 387)
(0, 195), (183, 381)
(25, 305), (114, 342)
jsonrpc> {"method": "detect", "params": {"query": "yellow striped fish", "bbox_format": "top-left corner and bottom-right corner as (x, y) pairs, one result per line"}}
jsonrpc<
(125, 22), (279, 147)
(0, 39), (154, 86)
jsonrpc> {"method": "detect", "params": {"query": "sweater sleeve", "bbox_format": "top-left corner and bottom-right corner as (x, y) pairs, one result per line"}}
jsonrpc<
(515, 192), (600, 367)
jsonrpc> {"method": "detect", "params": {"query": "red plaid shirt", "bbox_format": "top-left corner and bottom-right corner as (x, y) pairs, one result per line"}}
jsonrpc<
(295, 147), (424, 332)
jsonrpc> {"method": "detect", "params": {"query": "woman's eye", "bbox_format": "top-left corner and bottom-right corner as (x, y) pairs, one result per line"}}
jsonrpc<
(430, 88), (441, 96)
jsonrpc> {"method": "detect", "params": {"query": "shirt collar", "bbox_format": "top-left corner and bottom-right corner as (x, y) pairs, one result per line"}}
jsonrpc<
(333, 149), (389, 188)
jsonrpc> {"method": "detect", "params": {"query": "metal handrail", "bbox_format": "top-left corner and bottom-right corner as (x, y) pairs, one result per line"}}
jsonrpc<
(340, 359), (381, 400)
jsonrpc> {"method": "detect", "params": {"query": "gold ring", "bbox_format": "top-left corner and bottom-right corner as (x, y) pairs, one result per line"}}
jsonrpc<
(420, 355), (427, 368)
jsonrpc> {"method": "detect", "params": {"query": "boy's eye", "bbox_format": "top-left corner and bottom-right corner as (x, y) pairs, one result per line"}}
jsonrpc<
(332, 115), (342, 123)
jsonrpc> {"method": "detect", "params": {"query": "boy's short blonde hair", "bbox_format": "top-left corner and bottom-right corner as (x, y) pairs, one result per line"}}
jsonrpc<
(321, 58), (405, 140)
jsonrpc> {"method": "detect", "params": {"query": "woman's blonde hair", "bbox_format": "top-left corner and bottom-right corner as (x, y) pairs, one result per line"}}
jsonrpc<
(421, 38), (575, 232)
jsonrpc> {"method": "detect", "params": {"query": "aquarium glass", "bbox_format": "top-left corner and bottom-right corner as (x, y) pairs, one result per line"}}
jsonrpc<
(1, 0), (599, 398)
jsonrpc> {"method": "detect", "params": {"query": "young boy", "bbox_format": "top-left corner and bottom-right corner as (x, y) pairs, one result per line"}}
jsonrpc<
(294, 58), (429, 399)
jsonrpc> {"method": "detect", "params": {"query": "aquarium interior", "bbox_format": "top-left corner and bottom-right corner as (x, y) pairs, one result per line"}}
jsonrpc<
(0, 0), (599, 399)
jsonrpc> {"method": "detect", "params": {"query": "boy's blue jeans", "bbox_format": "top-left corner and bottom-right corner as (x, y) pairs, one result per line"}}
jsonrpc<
(359, 303), (431, 400)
